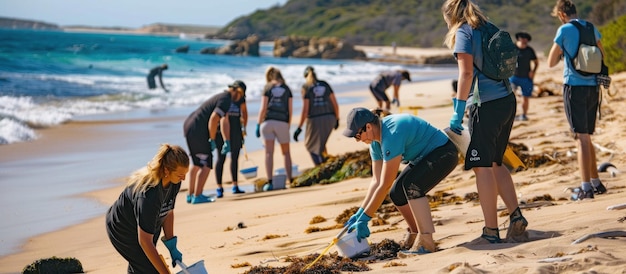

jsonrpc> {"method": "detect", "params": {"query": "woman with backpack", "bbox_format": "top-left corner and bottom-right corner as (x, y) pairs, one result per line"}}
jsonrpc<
(255, 66), (294, 189)
(442, 0), (528, 244)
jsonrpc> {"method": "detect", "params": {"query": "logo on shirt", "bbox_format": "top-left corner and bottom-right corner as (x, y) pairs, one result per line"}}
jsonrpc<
(385, 150), (390, 157)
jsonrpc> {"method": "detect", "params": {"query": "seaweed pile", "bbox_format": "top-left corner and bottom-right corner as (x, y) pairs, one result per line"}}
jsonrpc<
(23, 256), (83, 274)
(292, 149), (371, 187)
(242, 239), (402, 274)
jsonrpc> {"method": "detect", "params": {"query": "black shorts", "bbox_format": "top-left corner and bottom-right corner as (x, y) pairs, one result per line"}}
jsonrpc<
(388, 141), (458, 206)
(369, 85), (389, 102)
(563, 85), (599, 134)
(185, 129), (214, 168)
(465, 92), (516, 169)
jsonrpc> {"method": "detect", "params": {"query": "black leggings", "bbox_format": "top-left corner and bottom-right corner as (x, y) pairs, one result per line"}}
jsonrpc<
(215, 135), (242, 185)
(389, 141), (458, 206)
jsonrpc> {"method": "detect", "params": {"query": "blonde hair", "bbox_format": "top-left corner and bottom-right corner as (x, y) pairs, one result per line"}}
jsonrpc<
(265, 66), (286, 85)
(128, 144), (189, 193)
(441, 0), (488, 49)
(304, 69), (317, 86)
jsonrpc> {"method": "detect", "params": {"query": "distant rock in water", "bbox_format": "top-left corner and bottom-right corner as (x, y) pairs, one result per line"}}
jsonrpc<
(0, 17), (60, 30)
(274, 36), (366, 60)
(200, 35), (260, 56)
(175, 44), (190, 53)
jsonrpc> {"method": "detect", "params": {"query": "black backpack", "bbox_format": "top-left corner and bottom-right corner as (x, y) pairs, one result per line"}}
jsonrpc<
(474, 22), (518, 81)
(565, 21), (603, 76)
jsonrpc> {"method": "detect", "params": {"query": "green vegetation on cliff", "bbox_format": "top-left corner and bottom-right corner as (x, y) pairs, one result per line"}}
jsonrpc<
(216, 0), (625, 54)
(599, 14), (626, 73)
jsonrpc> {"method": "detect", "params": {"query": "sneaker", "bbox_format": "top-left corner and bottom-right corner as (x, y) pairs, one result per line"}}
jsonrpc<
(481, 227), (502, 243)
(391, 98), (400, 107)
(216, 187), (224, 198)
(232, 186), (245, 194)
(191, 194), (215, 204)
(593, 181), (607, 194)
(506, 207), (529, 243)
(398, 246), (432, 257)
(570, 187), (594, 200)
(515, 114), (528, 121)
(186, 194), (192, 204)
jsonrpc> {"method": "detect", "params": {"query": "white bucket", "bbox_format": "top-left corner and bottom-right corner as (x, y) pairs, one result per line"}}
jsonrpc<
(271, 174), (287, 190)
(335, 230), (370, 258)
(274, 165), (299, 176)
(240, 166), (258, 180)
(444, 127), (470, 158)
(176, 260), (208, 274)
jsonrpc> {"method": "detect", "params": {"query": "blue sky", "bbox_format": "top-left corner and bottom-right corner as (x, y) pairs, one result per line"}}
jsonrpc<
(0, 0), (288, 28)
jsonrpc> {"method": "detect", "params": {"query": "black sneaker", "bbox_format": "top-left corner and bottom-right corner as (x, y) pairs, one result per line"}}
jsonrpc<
(481, 227), (502, 243)
(593, 181), (607, 194)
(506, 207), (529, 242)
(570, 187), (594, 200)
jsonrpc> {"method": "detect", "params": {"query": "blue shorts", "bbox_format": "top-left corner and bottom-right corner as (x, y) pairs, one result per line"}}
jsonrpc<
(509, 76), (534, 97)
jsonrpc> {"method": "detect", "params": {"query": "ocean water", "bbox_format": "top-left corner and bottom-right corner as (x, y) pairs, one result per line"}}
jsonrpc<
(0, 28), (457, 258)
(0, 28), (456, 145)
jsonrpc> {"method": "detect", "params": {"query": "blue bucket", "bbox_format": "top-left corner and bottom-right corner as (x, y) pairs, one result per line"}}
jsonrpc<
(240, 166), (258, 179)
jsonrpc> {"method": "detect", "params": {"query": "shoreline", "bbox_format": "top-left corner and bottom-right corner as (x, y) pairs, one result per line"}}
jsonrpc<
(0, 77), (458, 272)
(0, 64), (455, 259)
(3, 46), (626, 273)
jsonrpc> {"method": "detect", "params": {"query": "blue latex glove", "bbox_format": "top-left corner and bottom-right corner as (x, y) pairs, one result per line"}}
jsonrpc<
(344, 207), (364, 227)
(221, 140), (231, 155)
(293, 127), (302, 142)
(348, 212), (371, 242)
(449, 98), (466, 134)
(162, 236), (183, 267)
(208, 139), (217, 151)
(255, 124), (261, 138)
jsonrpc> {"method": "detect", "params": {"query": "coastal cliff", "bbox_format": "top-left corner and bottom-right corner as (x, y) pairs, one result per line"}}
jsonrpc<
(0, 17), (60, 30)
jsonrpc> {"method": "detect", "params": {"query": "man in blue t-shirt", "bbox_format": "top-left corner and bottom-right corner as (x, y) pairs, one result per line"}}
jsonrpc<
(547, 0), (607, 200)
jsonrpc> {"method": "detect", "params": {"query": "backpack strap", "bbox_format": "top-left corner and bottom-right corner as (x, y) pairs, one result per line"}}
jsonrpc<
(563, 21), (596, 60)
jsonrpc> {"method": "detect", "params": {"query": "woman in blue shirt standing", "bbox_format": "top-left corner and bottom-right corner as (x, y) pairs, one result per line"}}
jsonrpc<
(343, 108), (458, 254)
(442, 0), (528, 243)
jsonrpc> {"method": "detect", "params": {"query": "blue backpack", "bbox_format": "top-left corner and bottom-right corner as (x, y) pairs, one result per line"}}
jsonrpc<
(474, 22), (518, 81)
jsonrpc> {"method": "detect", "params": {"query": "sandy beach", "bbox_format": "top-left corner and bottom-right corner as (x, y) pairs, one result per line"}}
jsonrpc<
(2, 47), (626, 273)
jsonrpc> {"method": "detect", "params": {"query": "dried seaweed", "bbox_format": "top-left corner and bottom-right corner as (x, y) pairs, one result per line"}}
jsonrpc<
(23, 256), (83, 274)
(292, 150), (371, 187)
(243, 252), (369, 274)
(244, 239), (403, 273)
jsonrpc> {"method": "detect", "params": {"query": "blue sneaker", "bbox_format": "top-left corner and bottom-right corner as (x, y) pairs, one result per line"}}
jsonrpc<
(186, 194), (192, 204)
(232, 186), (245, 194)
(191, 194), (215, 204)
(216, 187), (224, 198)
